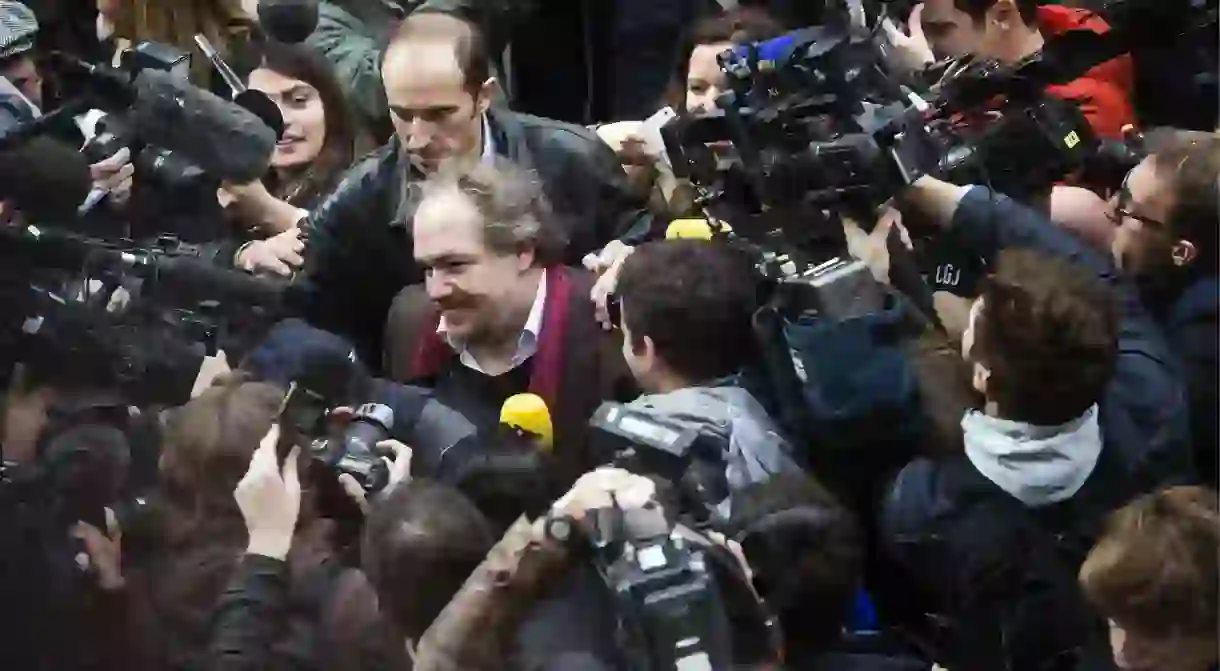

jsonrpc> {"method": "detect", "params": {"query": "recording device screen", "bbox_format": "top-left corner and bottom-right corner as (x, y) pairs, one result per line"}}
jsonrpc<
(278, 381), (329, 439)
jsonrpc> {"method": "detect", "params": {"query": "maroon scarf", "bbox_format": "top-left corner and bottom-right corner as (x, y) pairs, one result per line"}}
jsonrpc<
(408, 266), (573, 411)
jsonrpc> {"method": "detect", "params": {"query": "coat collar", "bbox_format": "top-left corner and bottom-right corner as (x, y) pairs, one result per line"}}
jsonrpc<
(390, 107), (534, 228)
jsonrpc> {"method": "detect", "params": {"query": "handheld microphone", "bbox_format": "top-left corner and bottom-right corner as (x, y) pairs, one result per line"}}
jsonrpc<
(258, 0), (321, 44)
(666, 218), (738, 240)
(500, 393), (553, 452)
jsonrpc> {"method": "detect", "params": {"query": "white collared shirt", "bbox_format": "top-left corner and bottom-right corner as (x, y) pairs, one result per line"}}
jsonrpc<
(480, 113), (494, 165)
(438, 270), (547, 375)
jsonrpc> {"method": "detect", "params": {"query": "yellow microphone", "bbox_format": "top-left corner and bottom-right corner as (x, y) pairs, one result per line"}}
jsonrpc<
(665, 217), (732, 240)
(500, 393), (553, 453)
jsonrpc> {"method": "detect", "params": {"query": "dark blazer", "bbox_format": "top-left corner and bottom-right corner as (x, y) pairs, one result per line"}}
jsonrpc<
(1156, 276), (1219, 487)
(275, 107), (651, 368)
(383, 266), (636, 490)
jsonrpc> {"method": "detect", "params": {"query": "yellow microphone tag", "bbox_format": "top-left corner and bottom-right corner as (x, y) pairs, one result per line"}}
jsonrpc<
(666, 218), (733, 240)
(500, 393), (554, 452)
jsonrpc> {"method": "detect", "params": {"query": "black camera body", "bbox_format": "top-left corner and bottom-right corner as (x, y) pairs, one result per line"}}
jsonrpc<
(590, 403), (731, 526)
(279, 382), (396, 494)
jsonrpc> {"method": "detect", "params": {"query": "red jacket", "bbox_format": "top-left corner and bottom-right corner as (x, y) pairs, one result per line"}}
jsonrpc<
(1038, 5), (1136, 139)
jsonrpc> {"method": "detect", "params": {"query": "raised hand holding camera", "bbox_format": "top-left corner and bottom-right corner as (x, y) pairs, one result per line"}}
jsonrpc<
(235, 424), (301, 561)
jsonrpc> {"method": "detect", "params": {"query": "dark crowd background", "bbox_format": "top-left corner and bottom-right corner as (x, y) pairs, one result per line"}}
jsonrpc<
(0, 1), (1217, 671)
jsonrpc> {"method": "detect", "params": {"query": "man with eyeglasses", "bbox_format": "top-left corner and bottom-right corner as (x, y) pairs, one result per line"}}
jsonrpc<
(885, 136), (1207, 492)
(1107, 129), (1219, 486)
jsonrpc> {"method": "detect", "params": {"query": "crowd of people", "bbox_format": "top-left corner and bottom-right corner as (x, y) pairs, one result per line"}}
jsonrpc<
(0, 0), (1217, 670)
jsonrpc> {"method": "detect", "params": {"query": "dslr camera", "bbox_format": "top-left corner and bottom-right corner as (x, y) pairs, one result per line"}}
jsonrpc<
(278, 381), (397, 494)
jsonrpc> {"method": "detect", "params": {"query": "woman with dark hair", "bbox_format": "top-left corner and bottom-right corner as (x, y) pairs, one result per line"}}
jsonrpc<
(594, 6), (787, 216)
(222, 39), (372, 236)
(666, 6), (788, 116)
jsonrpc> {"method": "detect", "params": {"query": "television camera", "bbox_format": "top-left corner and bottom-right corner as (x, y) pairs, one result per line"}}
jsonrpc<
(552, 417), (785, 670)
(666, 0), (1213, 221)
(590, 402), (733, 525)
(659, 0), (1213, 318)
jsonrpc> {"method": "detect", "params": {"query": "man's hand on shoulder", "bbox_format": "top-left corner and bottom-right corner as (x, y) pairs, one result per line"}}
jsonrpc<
(236, 228), (305, 276)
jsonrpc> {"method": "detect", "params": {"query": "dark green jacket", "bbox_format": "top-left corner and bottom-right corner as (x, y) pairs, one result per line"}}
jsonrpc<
(308, 0), (534, 134)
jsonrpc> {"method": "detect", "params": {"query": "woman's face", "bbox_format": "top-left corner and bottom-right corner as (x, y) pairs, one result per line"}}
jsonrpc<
(685, 42), (732, 118)
(248, 67), (328, 170)
(96, 0), (120, 22)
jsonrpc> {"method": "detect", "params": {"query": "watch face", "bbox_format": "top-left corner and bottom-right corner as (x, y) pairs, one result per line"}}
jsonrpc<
(548, 516), (572, 542)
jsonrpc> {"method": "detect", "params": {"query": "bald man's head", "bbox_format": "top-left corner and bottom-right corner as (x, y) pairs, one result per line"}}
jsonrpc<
(385, 11), (490, 91)
(382, 11), (495, 174)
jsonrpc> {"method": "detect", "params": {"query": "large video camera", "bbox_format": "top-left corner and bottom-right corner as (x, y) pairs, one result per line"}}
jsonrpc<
(552, 495), (738, 670)
(665, 0), (1215, 220)
(48, 43), (201, 194)
(590, 403), (733, 525)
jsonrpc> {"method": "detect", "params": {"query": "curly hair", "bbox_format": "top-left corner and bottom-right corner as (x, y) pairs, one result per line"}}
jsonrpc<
(416, 157), (569, 266)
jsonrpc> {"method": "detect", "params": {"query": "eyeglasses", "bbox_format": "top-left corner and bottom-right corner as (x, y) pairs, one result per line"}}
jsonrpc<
(1106, 173), (1167, 230)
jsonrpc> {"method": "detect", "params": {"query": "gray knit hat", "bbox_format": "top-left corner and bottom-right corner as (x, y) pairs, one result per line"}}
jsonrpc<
(0, 1), (38, 62)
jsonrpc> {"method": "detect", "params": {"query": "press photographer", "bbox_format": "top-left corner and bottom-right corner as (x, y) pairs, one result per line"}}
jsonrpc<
(593, 238), (804, 518)
(868, 151), (1207, 667)
(900, 0), (1136, 138)
(0, 1), (136, 223)
(0, 287), (180, 670)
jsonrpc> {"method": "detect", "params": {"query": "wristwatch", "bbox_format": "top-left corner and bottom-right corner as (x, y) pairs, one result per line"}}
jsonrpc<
(542, 510), (576, 545)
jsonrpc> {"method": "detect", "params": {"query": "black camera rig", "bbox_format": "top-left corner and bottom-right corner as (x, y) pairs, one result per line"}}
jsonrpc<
(664, 0), (1216, 229)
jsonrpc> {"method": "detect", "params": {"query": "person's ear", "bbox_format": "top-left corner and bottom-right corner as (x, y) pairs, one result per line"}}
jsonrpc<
(1171, 239), (1197, 267)
(516, 245), (536, 272)
(972, 362), (990, 397)
(629, 332), (654, 358)
(475, 77), (497, 115)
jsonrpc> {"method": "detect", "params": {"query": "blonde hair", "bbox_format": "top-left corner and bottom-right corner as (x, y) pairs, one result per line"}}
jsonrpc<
(110, 0), (255, 86)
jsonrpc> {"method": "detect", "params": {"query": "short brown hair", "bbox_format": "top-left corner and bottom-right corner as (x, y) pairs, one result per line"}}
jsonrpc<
(361, 479), (495, 638)
(389, 10), (490, 89)
(1080, 486), (1220, 639)
(1147, 129), (1220, 274)
(417, 158), (569, 266)
(159, 374), (286, 518)
(972, 248), (1118, 425)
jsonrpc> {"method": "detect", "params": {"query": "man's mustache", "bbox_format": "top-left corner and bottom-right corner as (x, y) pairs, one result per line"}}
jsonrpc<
(434, 293), (479, 311)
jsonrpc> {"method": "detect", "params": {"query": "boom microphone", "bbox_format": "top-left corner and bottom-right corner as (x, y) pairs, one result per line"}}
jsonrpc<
(135, 255), (288, 307)
(131, 69), (277, 184)
(258, 0), (321, 44)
